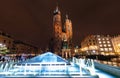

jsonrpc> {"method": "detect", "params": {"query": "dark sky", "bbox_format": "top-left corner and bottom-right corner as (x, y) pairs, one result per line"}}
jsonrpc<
(0, 0), (120, 49)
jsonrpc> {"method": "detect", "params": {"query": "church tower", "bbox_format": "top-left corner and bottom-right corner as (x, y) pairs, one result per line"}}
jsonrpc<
(62, 14), (73, 59)
(62, 15), (73, 48)
(53, 6), (62, 55)
(52, 6), (73, 58)
(64, 14), (73, 48)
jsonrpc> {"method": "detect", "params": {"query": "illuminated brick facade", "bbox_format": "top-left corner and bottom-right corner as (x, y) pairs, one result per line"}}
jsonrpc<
(111, 35), (120, 54)
(53, 6), (73, 58)
(81, 35), (114, 55)
(53, 6), (62, 54)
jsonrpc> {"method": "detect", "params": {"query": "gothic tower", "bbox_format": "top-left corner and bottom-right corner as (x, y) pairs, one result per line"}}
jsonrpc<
(53, 6), (62, 55)
(63, 14), (73, 48)
(62, 14), (73, 59)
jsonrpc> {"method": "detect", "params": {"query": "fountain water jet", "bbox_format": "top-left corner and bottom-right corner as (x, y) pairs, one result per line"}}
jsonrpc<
(0, 52), (99, 78)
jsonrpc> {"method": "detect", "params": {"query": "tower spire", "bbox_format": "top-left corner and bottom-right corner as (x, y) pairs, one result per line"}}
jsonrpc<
(66, 14), (68, 19)
(54, 2), (59, 12)
(54, 4), (60, 14)
(56, 5), (59, 12)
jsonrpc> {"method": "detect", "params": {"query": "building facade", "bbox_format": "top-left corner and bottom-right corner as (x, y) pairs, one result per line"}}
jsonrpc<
(81, 35), (98, 55)
(0, 31), (14, 55)
(111, 35), (120, 55)
(53, 6), (73, 58)
(13, 40), (38, 56)
(81, 35), (114, 55)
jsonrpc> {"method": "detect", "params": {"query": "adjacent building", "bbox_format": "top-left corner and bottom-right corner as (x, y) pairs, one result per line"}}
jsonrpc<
(81, 35), (115, 55)
(81, 35), (98, 55)
(0, 31), (39, 56)
(13, 40), (38, 56)
(111, 35), (120, 55)
(0, 31), (14, 54)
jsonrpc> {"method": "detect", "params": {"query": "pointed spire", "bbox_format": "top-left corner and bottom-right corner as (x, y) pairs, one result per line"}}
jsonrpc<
(56, 2), (59, 11)
(56, 5), (59, 12)
(54, 4), (61, 14)
(55, 2), (59, 12)
(66, 14), (68, 19)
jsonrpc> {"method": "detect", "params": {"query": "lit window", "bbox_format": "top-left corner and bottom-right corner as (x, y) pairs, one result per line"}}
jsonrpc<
(98, 38), (101, 40)
(102, 38), (105, 40)
(106, 38), (109, 40)
(104, 44), (107, 47)
(105, 48), (108, 51)
(100, 48), (104, 51)
(99, 41), (102, 44)
(93, 50), (96, 53)
(103, 41), (106, 43)
(108, 44), (111, 47)
(100, 45), (102, 47)
(97, 35), (100, 37)
(109, 48), (112, 51)
(107, 41), (110, 43)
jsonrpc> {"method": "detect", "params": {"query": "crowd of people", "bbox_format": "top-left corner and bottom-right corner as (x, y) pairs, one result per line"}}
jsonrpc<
(0, 54), (34, 62)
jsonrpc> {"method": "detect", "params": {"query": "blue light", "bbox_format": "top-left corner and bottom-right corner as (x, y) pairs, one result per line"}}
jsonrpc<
(0, 52), (98, 78)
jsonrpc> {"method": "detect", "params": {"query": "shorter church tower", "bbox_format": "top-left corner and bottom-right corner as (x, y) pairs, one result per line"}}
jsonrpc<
(62, 15), (73, 59)
(64, 15), (73, 47)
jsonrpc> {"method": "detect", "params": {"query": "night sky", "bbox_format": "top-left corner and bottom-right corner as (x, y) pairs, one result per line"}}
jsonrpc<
(0, 0), (120, 49)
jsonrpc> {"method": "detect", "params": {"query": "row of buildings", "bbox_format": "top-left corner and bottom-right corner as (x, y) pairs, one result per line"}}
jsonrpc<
(52, 6), (120, 58)
(79, 35), (120, 55)
(1, 6), (119, 58)
(0, 31), (40, 56)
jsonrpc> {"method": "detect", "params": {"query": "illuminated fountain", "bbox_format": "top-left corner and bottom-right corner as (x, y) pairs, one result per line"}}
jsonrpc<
(0, 52), (99, 78)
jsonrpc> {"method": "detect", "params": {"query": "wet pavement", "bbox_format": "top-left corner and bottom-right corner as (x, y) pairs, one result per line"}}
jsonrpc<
(95, 69), (118, 78)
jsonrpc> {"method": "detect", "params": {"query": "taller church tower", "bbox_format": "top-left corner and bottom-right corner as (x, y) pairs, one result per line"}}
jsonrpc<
(53, 6), (62, 55)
